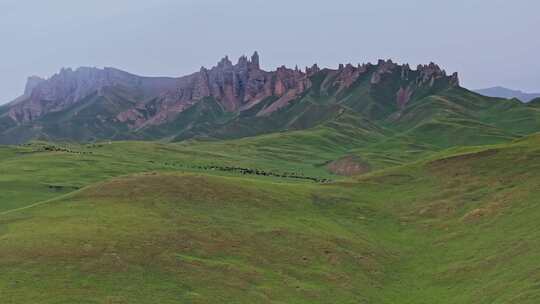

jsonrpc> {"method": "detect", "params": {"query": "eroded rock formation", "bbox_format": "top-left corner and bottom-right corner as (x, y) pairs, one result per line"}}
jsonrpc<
(7, 52), (460, 129)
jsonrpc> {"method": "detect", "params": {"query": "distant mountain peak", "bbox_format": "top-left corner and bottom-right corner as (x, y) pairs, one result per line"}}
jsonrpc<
(474, 86), (540, 102)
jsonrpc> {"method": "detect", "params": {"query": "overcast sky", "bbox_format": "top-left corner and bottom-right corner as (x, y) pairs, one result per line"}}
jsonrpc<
(1, 0), (539, 104)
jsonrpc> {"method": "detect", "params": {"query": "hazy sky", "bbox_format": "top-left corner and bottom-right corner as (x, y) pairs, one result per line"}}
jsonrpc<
(1, 0), (539, 104)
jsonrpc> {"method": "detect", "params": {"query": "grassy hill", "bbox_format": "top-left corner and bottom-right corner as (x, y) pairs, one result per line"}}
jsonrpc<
(1, 131), (540, 303)
(1, 64), (539, 302)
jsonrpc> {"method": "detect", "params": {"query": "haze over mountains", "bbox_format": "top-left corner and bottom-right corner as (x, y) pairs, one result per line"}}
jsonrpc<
(474, 86), (540, 103)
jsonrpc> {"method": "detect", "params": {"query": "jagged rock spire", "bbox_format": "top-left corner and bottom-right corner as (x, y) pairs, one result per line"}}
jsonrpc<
(238, 55), (249, 66)
(218, 56), (232, 67)
(251, 51), (260, 69)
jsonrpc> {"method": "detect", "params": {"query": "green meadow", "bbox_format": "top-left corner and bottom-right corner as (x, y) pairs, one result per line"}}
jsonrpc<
(1, 131), (540, 303)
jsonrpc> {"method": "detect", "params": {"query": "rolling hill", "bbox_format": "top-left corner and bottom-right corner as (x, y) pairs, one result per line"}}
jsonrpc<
(2, 53), (540, 303)
(1, 132), (539, 303)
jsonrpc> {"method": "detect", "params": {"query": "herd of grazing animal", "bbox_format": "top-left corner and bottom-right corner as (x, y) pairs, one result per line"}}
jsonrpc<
(21, 143), (332, 183)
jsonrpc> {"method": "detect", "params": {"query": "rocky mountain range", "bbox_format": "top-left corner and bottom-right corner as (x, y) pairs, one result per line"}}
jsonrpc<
(3, 52), (537, 145)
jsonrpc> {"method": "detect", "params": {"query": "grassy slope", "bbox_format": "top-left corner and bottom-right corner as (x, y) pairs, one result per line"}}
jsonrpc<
(0, 174), (390, 303)
(161, 86), (540, 171)
(390, 88), (521, 148)
(0, 117), (429, 214)
(0, 98), (536, 209)
(0, 136), (345, 213)
(364, 134), (540, 303)
(0, 134), (540, 303)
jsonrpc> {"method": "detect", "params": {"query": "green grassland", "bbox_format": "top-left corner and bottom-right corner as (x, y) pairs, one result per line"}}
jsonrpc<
(2, 53), (540, 302)
(1, 127), (540, 303)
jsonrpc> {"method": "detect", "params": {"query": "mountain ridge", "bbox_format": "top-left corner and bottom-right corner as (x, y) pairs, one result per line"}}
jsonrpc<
(0, 53), (467, 144)
(3, 53), (539, 148)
